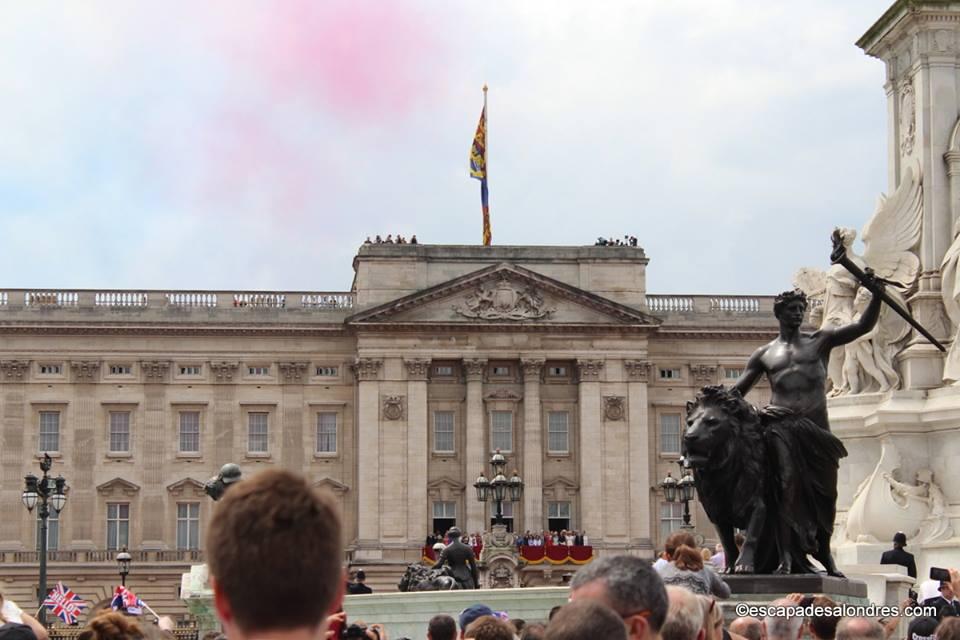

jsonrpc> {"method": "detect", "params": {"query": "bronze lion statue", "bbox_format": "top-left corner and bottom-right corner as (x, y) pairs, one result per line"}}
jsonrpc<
(397, 563), (461, 591)
(684, 385), (770, 573)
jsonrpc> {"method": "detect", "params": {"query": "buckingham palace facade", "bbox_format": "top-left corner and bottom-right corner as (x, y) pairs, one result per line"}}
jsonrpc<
(0, 243), (776, 606)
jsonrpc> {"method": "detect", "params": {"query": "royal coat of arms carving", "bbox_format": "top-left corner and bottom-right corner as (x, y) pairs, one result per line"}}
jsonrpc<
(383, 395), (404, 421)
(453, 275), (555, 321)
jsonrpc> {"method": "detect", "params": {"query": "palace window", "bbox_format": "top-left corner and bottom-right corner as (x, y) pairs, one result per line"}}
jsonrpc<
(248, 366), (270, 376)
(547, 411), (569, 453)
(315, 366), (339, 377)
(179, 412), (200, 453)
(39, 411), (60, 453)
(109, 364), (132, 376)
(432, 501), (457, 536)
(179, 365), (201, 376)
(248, 412), (269, 453)
(109, 411), (131, 453)
(548, 366), (567, 377)
(548, 501), (571, 532)
(107, 503), (130, 550)
(316, 412), (337, 454)
(492, 366), (511, 376)
(434, 365), (454, 376)
(176, 503), (200, 550)
(659, 368), (681, 380)
(724, 368), (743, 380)
(660, 502), (684, 540)
(490, 411), (513, 452)
(434, 411), (455, 453)
(660, 413), (681, 455)
(39, 364), (62, 375)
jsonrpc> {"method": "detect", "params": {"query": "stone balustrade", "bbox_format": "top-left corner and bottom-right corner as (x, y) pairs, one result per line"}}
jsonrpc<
(0, 548), (204, 564)
(646, 294), (774, 315)
(0, 289), (356, 311)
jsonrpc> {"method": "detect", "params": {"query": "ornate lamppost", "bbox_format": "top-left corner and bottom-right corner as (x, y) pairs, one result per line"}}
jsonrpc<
(117, 548), (132, 586)
(660, 458), (696, 530)
(473, 450), (523, 529)
(21, 453), (68, 625)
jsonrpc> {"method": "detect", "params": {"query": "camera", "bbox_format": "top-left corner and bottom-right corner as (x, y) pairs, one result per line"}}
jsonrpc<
(342, 625), (368, 639)
(931, 567), (951, 582)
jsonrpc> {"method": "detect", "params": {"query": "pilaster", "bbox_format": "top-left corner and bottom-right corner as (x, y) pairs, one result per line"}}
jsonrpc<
(577, 359), (604, 542)
(625, 359), (653, 547)
(141, 361), (170, 548)
(521, 358), (545, 532)
(352, 358), (383, 553)
(464, 358), (488, 533)
(404, 358), (430, 544)
(279, 362), (309, 469)
(0, 362), (28, 548)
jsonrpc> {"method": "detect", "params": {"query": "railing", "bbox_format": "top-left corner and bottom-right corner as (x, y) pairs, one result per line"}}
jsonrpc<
(1, 549), (205, 563)
(0, 290), (355, 312)
(51, 625), (198, 640)
(646, 294), (772, 314)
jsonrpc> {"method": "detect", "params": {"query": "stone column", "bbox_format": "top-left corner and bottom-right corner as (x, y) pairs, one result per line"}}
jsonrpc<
(625, 360), (652, 547)
(139, 360), (169, 548)
(0, 361), (29, 547)
(521, 358), (544, 532)
(463, 359), (487, 534)
(577, 359), (604, 542)
(65, 361), (100, 547)
(405, 358), (430, 544)
(353, 358), (383, 550)
(278, 362), (309, 470)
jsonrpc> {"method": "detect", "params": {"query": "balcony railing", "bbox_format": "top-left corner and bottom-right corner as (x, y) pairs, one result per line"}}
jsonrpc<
(0, 289), (355, 311)
(646, 294), (773, 315)
(0, 549), (205, 564)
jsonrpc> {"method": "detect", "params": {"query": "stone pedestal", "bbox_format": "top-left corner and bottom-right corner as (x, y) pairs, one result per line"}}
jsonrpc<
(180, 565), (219, 637)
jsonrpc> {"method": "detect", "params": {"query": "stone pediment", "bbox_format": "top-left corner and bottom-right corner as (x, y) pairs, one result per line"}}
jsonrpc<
(166, 477), (207, 498)
(314, 477), (350, 495)
(96, 477), (141, 497)
(347, 264), (660, 329)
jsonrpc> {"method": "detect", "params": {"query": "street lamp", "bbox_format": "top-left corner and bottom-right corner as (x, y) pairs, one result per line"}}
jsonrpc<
(660, 458), (696, 530)
(117, 549), (132, 586)
(21, 454), (68, 625)
(473, 450), (523, 528)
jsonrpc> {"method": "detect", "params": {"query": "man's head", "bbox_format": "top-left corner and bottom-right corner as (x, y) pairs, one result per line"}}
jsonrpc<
(730, 617), (763, 640)
(428, 614), (457, 640)
(355, 570), (366, 583)
(808, 596), (840, 640)
(762, 599), (804, 640)
(893, 532), (907, 549)
(459, 605), (494, 638)
(520, 623), (547, 640)
(773, 290), (808, 326)
(907, 617), (938, 640)
(835, 618), (884, 640)
(463, 616), (514, 640)
(942, 581), (956, 601)
(661, 586), (705, 640)
(206, 469), (343, 637)
(545, 600), (628, 640)
(569, 554), (668, 640)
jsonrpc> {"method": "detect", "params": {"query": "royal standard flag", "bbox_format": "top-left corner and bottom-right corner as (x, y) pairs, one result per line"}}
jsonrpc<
(469, 105), (491, 246)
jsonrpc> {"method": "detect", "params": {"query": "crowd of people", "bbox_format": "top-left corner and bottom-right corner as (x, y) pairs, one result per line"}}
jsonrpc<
(365, 235), (418, 245)
(515, 531), (588, 547)
(3, 471), (958, 640)
(594, 235), (638, 247)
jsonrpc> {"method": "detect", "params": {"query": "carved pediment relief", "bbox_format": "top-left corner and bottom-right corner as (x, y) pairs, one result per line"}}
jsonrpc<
(347, 264), (660, 329)
(543, 477), (579, 499)
(314, 477), (350, 496)
(167, 477), (207, 498)
(484, 388), (522, 402)
(97, 477), (141, 497)
(427, 476), (465, 500)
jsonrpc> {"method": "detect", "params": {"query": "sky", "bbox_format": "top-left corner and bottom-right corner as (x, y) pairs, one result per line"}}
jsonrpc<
(0, 1), (897, 295)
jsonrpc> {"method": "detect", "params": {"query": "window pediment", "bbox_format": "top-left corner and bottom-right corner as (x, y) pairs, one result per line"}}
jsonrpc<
(97, 477), (141, 497)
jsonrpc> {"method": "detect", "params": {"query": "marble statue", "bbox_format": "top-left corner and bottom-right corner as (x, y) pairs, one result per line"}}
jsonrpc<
(940, 216), (960, 382)
(794, 162), (923, 395)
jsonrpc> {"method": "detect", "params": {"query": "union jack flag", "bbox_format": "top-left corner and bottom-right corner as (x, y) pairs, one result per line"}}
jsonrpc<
(111, 585), (144, 616)
(43, 582), (87, 625)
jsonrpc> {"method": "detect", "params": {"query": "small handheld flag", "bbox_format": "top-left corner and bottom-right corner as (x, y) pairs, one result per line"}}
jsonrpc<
(470, 85), (491, 246)
(43, 582), (87, 625)
(111, 585), (144, 616)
